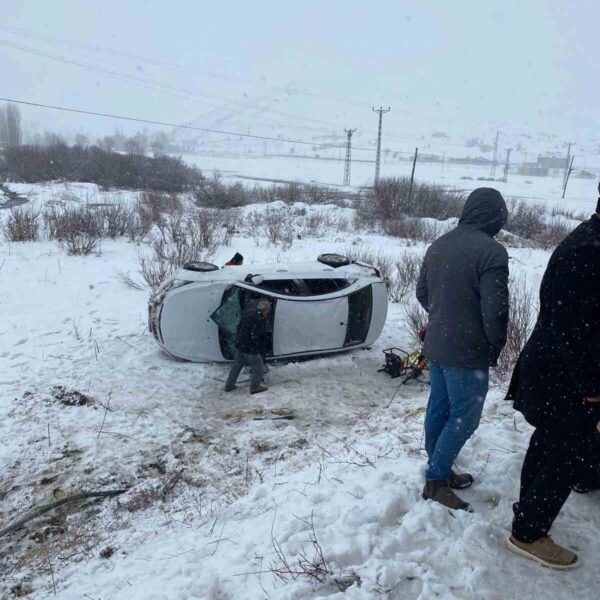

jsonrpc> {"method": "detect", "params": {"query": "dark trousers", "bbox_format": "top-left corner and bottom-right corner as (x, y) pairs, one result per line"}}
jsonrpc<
(224, 350), (264, 391)
(512, 427), (597, 542)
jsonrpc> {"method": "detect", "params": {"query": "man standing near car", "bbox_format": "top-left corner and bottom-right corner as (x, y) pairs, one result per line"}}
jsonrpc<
(505, 187), (600, 569)
(225, 297), (271, 394)
(416, 188), (509, 511)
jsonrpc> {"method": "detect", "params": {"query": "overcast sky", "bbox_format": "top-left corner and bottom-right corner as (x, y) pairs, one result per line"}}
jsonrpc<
(1, 0), (599, 149)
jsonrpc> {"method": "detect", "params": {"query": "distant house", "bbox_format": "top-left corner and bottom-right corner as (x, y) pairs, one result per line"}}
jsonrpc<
(537, 155), (565, 169)
(518, 162), (548, 177)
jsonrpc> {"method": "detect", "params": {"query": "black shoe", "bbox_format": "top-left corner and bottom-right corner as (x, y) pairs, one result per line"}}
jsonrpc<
(224, 385), (237, 392)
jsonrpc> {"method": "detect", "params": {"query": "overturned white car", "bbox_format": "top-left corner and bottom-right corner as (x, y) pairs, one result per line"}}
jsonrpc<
(148, 254), (388, 362)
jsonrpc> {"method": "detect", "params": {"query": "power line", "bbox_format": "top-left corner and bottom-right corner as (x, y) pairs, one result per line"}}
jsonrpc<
(0, 38), (338, 133)
(0, 96), (353, 150)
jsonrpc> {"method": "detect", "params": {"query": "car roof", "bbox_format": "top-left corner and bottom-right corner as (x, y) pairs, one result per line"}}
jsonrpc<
(178, 260), (379, 282)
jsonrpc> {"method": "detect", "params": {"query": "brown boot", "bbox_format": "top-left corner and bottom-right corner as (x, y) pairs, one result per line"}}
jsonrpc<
(507, 535), (578, 570)
(422, 480), (472, 512)
(250, 384), (268, 395)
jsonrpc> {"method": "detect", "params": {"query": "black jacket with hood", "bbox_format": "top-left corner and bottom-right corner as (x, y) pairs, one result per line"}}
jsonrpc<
(506, 214), (600, 431)
(416, 188), (509, 369)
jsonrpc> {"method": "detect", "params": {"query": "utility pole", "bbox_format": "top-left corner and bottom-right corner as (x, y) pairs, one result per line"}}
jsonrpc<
(408, 147), (419, 202)
(562, 155), (575, 199)
(372, 106), (390, 184)
(491, 131), (499, 178)
(562, 142), (572, 189)
(503, 148), (512, 183)
(343, 128), (356, 186)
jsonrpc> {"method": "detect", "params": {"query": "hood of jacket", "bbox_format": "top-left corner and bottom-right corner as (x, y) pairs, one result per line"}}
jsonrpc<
(458, 187), (508, 237)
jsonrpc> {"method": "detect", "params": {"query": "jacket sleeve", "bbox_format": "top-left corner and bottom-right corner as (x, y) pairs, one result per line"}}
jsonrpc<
(551, 245), (600, 398)
(416, 253), (430, 312)
(479, 243), (509, 363)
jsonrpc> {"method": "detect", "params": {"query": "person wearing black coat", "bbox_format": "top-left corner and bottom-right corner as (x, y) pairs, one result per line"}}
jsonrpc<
(506, 191), (600, 569)
(416, 188), (509, 511)
(224, 298), (272, 394)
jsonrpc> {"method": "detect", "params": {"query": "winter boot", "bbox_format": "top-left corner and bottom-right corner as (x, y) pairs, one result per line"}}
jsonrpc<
(507, 535), (578, 570)
(449, 470), (474, 490)
(422, 480), (472, 512)
(250, 384), (268, 395)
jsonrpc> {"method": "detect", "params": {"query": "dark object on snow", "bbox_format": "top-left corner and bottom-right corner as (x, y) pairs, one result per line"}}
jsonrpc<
(50, 385), (93, 406)
(379, 347), (408, 378)
(184, 261), (219, 272)
(506, 213), (600, 430)
(317, 253), (350, 268)
(596, 181), (600, 214)
(416, 188), (509, 369)
(224, 252), (244, 266)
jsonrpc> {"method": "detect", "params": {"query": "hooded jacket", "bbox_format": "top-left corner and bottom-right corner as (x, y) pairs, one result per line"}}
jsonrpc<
(416, 188), (509, 369)
(507, 214), (600, 431)
(235, 301), (272, 355)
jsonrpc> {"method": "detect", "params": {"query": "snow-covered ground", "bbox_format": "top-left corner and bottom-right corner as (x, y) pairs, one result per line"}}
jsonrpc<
(1, 177), (599, 599)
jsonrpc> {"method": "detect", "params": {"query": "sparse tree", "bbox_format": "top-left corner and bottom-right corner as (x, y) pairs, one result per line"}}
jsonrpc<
(0, 103), (23, 149)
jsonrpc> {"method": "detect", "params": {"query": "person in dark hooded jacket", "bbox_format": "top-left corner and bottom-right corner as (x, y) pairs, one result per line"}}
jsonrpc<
(416, 187), (509, 511)
(505, 188), (600, 570)
(224, 297), (272, 394)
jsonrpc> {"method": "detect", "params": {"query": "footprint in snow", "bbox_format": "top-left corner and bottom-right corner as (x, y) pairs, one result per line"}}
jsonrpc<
(14, 338), (27, 346)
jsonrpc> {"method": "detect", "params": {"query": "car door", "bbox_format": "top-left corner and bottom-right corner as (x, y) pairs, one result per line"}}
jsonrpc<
(272, 296), (349, 356)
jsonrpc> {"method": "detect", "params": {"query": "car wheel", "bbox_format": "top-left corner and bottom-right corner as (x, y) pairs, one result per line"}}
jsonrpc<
(317, 253), (350, 268)
(183, 261), (220, 272)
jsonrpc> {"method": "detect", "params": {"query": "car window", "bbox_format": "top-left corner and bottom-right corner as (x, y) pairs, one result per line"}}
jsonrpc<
(257, 278), (306, 296)
(303, 278), (351, 295)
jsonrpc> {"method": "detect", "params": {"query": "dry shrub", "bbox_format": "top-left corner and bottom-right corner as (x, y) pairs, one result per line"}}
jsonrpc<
(344, 246), (394, 282)
(495, 276), (537, 380)
(504, 199), (573, 249)
(384, 216), (440, 243)
(100, 203), (134, 239)
(1, 206), (40, 241)
(140, 210), (226, 291)
(193, 173), (253, 208)
(359, 177), (465, 222)
(44, 206), (104, 255)
(404, 301), (428, 345)
(388, 252), (425, 303)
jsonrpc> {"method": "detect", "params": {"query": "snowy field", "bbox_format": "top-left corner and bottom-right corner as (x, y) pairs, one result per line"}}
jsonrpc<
(1, 174), (599, 600)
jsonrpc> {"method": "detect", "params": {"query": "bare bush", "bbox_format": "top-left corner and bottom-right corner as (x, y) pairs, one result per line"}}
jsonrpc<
(404, 301), (428, 345)
(140, 210), (226, 291)
(1, 206), (40, 242)
(359, 177), (465, 222)
(194, 173), (253, 208)
(100, 203), (134, 239)
(384, 216), (441, 243)
(44, 206), (104, 255)
(388, 252), (425, 303)
(262, 209), (295, 249)
(505, 199), (546, 240)
(495, 277), (537, 380)
(344, 246), (394, 282)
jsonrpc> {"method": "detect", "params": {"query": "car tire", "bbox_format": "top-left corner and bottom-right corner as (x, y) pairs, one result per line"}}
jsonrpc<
(183, 261), (220, 272)
(317, 253), (350, 268)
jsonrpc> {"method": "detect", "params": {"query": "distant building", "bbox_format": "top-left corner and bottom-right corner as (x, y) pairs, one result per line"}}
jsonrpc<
(518, 162), (548, 177)
(537, 155), (565, 169)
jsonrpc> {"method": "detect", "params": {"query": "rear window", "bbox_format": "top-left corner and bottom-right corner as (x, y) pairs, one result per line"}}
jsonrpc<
(303, 278), (351, 295)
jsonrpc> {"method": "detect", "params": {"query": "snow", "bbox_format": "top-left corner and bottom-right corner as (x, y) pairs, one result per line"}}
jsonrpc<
(1, 173), (599, 599)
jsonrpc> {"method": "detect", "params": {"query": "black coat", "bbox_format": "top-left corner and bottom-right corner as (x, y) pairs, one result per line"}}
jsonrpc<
(507, 215), (600, 432)
(416, 188), (509, 368)
(235, 303), (271, 355)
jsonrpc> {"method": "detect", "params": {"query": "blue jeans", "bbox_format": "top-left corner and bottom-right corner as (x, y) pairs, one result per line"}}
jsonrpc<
(425, 361), (489, 481)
